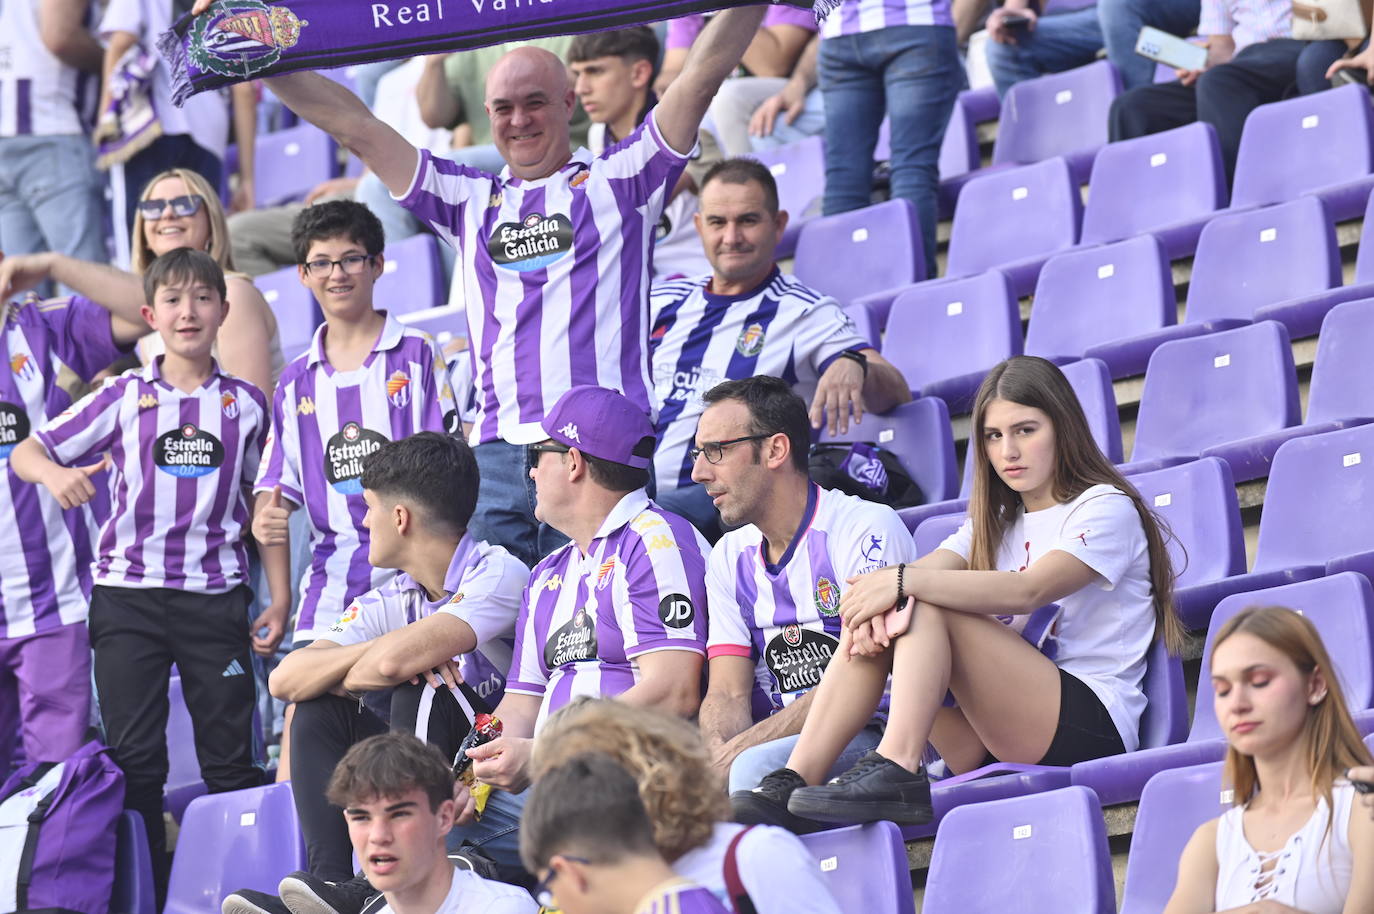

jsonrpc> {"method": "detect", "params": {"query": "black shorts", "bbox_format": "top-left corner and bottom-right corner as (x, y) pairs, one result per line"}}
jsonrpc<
(981, 668), (1127, 768)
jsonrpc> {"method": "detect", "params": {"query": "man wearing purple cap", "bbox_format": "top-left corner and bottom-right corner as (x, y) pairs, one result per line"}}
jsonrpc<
(438, 384), (710, 882)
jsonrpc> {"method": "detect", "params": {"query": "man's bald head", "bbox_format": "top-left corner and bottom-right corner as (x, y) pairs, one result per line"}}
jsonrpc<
(484, 46), (576, 180)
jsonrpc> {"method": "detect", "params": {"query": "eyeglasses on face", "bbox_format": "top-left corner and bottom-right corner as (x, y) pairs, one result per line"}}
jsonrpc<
(137, 194), (206, 220)
(532, 856), (592, 907)
(689, 433), (770, 465)
(527, 442), (572, 472)
(302, 254), (376, 278)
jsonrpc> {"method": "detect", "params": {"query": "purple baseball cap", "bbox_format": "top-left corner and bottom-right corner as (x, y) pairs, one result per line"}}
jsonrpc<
(540, 386), (656, 469)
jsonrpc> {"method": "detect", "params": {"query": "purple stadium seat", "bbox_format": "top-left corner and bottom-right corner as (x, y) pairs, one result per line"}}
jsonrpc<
(1306, 299), (1374, 424)
(375, 233), (445, 315)
(395, 306), (464, 348)
(1025, 236), (1176, 378)
(163, 783), (308, 914)
(752, 135), (825, 259)
(1080, 122), (1228, 260)
(1088, 196), (1341, 371)
(798, 823), (915, 914)
(992, 61), (1122, 184)
(1119, 762), (1228, 914)
(937, 88), (1002, 219)
(818, 398), (959, 504)
(256, 267), (323, 363)
(946, 158), (1082, 297)
(883, 271), (1022, 412)
(1126, 457), (1247, 631)
(113, 810), (157, 914)
(1071, 572), (1374, 806)
(165, 675), (207, 824)
(1124, 321), (1319, 482)
(1232, 83), (1374, 221)
(923, 786), (1115, 914)
(792, 199), (925, 308)
(913, 512), (964, 556)
(1254, 191), (1374, 337)
(254, 124), (338, 208)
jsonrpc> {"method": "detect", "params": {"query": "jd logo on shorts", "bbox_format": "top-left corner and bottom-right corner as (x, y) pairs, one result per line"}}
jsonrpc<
(658, 593), (695, 629)
(765, 624), (839, 694)
(155, 424), (225, 477)
(324, 421), (388, 494)
(488, 213), (574, 272)
(0, 403), (30, 459)
(545, 606), (597, 669)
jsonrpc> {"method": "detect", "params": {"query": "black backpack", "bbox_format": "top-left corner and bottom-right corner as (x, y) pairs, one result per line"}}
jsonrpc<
(808, 441), (925, 509)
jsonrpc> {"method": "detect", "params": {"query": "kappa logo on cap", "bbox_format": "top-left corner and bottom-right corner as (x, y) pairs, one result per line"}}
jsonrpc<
(558, 422), (581, 442)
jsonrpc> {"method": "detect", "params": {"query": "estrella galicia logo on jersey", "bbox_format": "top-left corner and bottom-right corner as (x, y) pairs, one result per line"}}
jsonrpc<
(324, 422), (388, 494)
(766, 624), (839, 694)
(188, 0), (308, 80)
(814, 577), (841, 617)
(489, 213), (574, 272)
(658, 593), (695, 629)
(386, 370), (411, 409)
(155, 424), (225, 477)
(736, 323), (765, 358)
(0, 403), (31, 459)
(544, 606), (597, 669)
(9, 352), (35, 382)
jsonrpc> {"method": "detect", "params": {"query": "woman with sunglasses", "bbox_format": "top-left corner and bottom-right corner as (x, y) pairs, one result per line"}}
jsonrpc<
(0, 168), (282, 396)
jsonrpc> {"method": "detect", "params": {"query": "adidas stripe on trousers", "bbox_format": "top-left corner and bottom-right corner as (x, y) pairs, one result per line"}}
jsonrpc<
(88, 584), (262, 898)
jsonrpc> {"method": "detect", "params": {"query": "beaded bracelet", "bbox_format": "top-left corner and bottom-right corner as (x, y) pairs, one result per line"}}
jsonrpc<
(896, 563), (906, 604)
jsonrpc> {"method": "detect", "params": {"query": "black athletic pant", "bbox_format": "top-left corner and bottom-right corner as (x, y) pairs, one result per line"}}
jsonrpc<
(88, 584), (262, 903)
(292, 680), (476, 881)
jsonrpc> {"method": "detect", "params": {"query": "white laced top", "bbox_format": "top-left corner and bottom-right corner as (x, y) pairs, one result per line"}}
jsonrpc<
(1214, 782), (1355, 914)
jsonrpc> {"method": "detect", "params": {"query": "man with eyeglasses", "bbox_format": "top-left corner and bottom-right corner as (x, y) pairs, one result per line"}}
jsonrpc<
(649, 158), (910, 540)
(438, 384), (709, 883)
(692, 376), (916, 831)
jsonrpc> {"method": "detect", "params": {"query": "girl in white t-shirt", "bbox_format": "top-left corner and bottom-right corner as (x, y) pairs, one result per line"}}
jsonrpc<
(732, 355), (1185, 828)
(1165, 607), (1374, 914)
(531, 698), (843, 914)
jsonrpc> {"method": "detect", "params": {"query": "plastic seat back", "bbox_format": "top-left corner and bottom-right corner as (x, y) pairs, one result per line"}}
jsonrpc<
(793, 199), (925, 305)
(1308, 298), (1374, 424)
(992, 61), (1121, 170)
(798, 822), (915, 914)
(818, 398), (959, 503)
(375, 233), (445, 315)
(947, 158), (1081, 279)
(1120, 762), (1228, 914)
(1125, 457), (1246, 590)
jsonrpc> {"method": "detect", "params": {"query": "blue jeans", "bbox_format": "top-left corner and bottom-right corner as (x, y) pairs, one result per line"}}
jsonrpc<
(727, 723), (885, 793)
(819, 25), (962, 279)
(0, 134), (106, 285)
(1098, 0), (1201, 90)
(986, 8), (1104, 97)
(469, 440), (569, 570)
(446, 787), (529, 884)
(749, 87), (827, 153)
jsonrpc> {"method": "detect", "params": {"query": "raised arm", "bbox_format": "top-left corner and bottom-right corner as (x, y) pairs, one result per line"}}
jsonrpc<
(656, 5), (769, 155)
(416, 54), (462, 130)
(39, 0), (103, 72)
(740, 22), (813, 78)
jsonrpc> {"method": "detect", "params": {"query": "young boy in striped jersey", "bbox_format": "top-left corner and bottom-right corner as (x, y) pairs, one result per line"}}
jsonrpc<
(11, 248), (288, 900)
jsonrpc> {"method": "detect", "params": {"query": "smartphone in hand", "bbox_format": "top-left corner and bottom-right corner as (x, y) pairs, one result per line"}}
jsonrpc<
(1135, 25), (1207, 72)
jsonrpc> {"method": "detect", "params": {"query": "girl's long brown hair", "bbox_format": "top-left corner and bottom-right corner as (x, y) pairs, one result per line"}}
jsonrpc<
(1215, 607), (1373, 819)
(967, 356), (1185, 655)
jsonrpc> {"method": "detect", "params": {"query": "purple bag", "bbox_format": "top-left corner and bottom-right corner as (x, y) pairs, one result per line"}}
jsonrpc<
(0, 740), (125, 914)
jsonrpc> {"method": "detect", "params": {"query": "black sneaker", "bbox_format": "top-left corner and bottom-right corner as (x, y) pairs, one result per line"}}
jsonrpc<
(787, 752), (933, 825)
(729, 767), (826, 834)
(277, 871), (378, 914)
(222, 889), (292, 914)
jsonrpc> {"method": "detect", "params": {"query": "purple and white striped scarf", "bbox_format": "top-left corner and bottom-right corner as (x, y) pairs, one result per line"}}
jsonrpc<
(159, 0), (834, 105)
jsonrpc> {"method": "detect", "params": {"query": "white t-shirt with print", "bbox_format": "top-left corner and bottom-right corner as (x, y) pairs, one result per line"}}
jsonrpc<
(938, 484), (1155, 751)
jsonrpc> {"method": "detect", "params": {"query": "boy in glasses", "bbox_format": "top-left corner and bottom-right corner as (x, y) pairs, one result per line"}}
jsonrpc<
(10, 248), (287, 902)
(324, 733), (536, 914)
(253, 200), (457, 655)
(520, 752), (727, 914)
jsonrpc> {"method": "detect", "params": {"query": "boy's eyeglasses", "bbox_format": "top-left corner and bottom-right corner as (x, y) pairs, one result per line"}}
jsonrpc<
(302, 254), (375, 278)
(526, 442), (571, 472)
(137, 194), (206, 220)
(532, 856), (591, 907)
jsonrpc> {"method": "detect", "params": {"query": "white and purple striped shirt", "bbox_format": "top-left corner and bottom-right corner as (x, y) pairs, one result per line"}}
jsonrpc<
(36, 357), (267, 594)
(322, 534), (528, 709)
(255, 312), (456, 640)
(506, 490), (709, 731)
(1199, 0), (1291, 50)
(821, 0), (955, 37)
(395, 112), (692, 446)
(0, 297), (126, 637)
(707, 485), (916, 719)
(649, 268), (867, 493)
(0, 0), (97, 136)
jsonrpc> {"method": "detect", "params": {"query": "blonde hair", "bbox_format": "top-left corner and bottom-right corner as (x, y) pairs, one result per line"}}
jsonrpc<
(530, 699), (728, 861)
(131, 168), (235, 275)
(1215, 607), (1373, 825)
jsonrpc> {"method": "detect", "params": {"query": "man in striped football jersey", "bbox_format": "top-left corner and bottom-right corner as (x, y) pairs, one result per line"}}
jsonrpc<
(650, 158), (909, 539)
(690, 377), (917, 833)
